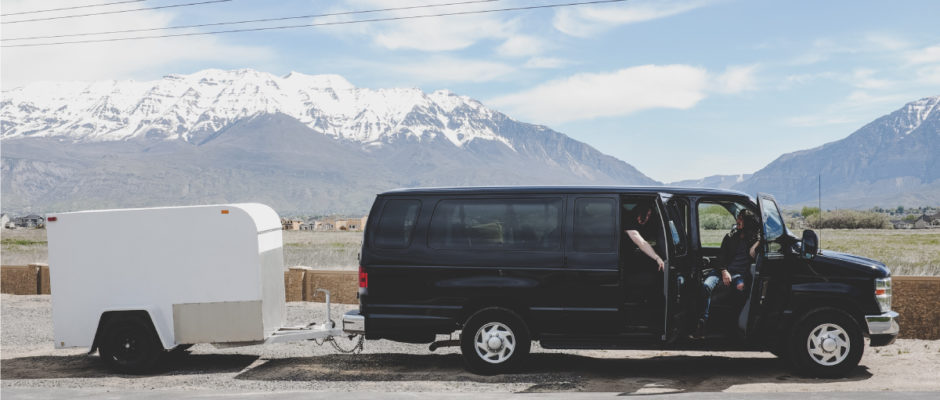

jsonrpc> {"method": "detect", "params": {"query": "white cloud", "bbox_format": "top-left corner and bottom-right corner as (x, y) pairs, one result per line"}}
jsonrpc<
(713, 65), (758, 94)
(907, 44), (940, 65)
(323, 1), (538, 55)
(524, 57), (569, 69)
(487, 65), (709, 124)
(916, 65), (940, 85)
(849, 68), (895, 89)
(496, 35), (548, 58)
(384, 57), (516, 83)
(553, 0), (711, 38)
(0, 0), (273, 90)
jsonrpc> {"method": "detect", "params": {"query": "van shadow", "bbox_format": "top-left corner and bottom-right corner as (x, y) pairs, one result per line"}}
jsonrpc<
(235, 352), (873, 394)
(0, 353), (259, 379)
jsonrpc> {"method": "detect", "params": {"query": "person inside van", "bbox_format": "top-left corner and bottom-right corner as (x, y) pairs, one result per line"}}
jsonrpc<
(623, 202), (664, 271)
(693, 209), (761, 338)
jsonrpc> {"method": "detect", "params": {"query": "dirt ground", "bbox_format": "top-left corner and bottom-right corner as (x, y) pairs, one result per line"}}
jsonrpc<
(2, 294), (939, 394)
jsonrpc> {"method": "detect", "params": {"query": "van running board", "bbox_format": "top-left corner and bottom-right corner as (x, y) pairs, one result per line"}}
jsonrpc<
(429, 339), (460, 351)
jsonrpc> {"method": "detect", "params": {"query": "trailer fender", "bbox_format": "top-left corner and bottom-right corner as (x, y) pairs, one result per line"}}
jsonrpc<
(91, 307), (173, 353)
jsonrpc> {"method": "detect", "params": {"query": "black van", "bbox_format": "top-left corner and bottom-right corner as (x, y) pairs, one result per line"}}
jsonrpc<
(343, 186), (898, 377)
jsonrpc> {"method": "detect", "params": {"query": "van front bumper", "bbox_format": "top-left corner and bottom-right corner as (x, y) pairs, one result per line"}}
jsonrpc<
(865, 311), (899, 346)
(343, 309), (365, 335)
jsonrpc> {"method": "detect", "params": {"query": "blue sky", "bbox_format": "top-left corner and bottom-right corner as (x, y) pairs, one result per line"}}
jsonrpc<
(3, 0), (940, 182)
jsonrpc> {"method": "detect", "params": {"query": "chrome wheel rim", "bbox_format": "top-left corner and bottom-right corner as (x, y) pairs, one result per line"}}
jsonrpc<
(474, 322), (516, 364)
(806, 323), (850, 366)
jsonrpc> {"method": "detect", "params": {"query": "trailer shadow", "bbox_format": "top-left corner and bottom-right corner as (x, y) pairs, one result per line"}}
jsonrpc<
(0, 353), (259, 379)
(235, 352), (873, 394)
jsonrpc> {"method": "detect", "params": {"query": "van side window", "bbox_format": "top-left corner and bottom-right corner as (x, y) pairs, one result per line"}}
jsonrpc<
(428, 198), (562, 250)
(697, 202), (737, 248)
(573, 198), (616, 253)
(374, 199), (421, 249)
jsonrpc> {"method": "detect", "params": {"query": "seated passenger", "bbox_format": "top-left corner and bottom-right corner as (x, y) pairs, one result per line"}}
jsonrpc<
(692, 209), (761, 338)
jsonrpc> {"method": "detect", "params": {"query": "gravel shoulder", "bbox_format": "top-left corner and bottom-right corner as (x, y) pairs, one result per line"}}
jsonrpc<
(2, 294), (939, 394)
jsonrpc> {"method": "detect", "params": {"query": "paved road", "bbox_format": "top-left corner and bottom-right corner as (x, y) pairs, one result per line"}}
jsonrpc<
(3, 388), (938, 400)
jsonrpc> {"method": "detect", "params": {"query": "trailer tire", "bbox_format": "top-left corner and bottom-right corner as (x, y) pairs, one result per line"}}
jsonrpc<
(460, 308), (530, 375)
(98, 314), (163, 374)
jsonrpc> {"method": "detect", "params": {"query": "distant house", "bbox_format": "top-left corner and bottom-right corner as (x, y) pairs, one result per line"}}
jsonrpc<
(314, 220), (334, 231)
(281, 217), (303, 231)
(891, 219), (911, 229)
(913, 214), (931, 229)
(13, 214), (45, 228)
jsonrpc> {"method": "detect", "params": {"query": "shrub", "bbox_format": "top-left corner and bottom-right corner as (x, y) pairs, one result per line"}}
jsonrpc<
(807, 210), (891, 229)
(801, 206), (821, 218)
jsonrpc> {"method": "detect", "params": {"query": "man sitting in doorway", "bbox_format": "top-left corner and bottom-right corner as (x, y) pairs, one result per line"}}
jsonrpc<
(624, 202), (664, 272)
(693, 209), (761, 338)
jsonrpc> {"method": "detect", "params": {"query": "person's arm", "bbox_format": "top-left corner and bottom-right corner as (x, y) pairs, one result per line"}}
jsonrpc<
(749, 237), (761, 259)
(626, 230), (664, 271)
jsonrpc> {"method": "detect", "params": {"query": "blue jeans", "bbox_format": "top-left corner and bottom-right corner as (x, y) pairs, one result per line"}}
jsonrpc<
(701, 269), (745, 321)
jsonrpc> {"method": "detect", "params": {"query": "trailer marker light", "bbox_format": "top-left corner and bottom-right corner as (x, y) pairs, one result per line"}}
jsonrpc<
(221, 210), (229, 214)
(47, 217), (57, 222)
(359, 266), (368, 288)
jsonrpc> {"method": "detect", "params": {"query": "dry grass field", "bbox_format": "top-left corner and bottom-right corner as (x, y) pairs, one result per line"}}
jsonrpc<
(3, 228), (937, 275)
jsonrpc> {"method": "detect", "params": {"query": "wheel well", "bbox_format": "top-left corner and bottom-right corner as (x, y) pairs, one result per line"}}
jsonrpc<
(91, 310), (157, 353)
(787, 296), (868, 336)
(459, 301), (529, 329)
(791, 304), (865, 337)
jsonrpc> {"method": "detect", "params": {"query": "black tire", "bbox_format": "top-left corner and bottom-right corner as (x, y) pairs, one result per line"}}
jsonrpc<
(460, 308), (531, 375)
(98, 314), (163, 374)
(788, 309), (863, 378)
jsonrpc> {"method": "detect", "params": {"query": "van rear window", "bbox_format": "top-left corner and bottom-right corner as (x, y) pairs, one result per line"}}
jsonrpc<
(573, 198), (617, 252)
(428, 198), (562, 250)
(374, 199), (421, 249)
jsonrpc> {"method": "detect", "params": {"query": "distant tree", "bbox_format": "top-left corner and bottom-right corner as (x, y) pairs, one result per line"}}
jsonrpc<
(896, 206), (905, 214)
(802, 206), (821, 218)
(903, 214), (918, 223)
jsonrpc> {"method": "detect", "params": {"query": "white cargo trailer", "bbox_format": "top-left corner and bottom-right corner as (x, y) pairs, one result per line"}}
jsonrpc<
(46, 204), (345, 373)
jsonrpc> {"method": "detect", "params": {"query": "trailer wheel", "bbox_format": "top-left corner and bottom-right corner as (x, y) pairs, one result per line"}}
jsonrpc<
(98, 314), (163, 374)
(460, 308), (530, 375)
(788, 309), (863, 378)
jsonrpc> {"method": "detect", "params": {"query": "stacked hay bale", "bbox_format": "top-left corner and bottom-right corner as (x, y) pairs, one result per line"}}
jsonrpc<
(0, 265), (40, 295)
(304, 270), (358, 304)
(893, 276), (940, 340)
(284, 266), (312, 302)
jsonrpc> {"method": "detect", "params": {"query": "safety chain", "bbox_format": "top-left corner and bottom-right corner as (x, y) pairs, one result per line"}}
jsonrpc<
(327, 334), (364, 354)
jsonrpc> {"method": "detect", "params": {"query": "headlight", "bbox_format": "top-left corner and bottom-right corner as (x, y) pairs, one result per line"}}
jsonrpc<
(875, 277), (892, 313)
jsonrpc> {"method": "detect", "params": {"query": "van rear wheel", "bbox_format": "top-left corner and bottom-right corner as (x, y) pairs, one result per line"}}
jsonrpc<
(460, 308), (530, 375)
(98, 314), (163, 374)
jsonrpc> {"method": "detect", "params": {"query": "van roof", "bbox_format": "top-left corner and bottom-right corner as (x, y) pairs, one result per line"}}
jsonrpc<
(380, 185), (752, 198)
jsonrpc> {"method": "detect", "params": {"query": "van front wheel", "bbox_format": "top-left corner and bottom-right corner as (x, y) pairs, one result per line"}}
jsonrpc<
(788, 309), (863, 378)
(460, 308), (530, 375)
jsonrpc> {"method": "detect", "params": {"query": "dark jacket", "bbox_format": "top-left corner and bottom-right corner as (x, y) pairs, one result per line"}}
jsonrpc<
(718, 229), (759, 275)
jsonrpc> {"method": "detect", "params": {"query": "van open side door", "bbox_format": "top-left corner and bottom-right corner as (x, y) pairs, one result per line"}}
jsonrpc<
(660, 194), (692, 341)
(740, 193), (788, 337)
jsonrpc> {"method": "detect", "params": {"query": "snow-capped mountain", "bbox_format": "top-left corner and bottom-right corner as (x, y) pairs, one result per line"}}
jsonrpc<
(1, 68), (511, 148)
(734, 95), (940, 207)
(1, 69), (658, 214)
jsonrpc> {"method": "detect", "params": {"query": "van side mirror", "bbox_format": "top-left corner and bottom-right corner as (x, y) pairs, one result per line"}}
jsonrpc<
(801, 229), (818, 260)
